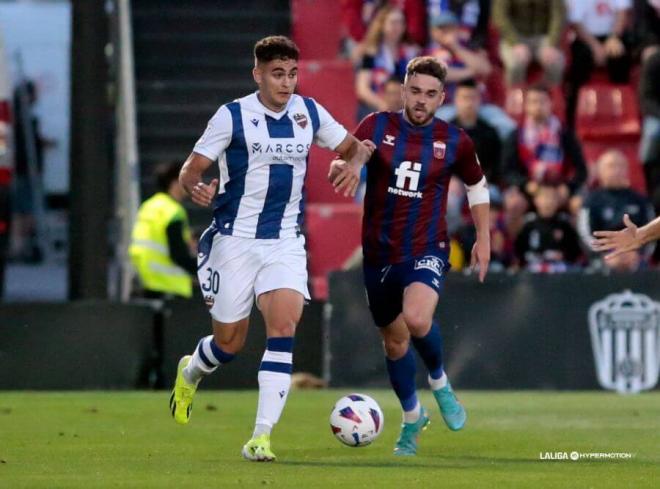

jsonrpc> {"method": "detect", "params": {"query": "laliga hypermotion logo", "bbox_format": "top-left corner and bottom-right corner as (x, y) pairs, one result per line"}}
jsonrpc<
(588, 290), (660, 394)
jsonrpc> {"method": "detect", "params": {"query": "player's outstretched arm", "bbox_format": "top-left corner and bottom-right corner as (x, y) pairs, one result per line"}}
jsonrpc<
(592, 214), (660, 261)
(469, 202), (490, 283)
(329, 136), (375, 197)
(180, 152), (218, 207)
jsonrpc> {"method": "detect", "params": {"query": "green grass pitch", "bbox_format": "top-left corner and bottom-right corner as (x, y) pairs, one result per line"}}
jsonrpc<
(0, 390), (658, 488)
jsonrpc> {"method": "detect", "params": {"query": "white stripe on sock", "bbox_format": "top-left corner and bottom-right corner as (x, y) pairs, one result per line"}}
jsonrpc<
(429, 372), (448, 391)
(202, 337), (220, 366)
(261, 350), (293, 364)
(403, 401), (421, 424)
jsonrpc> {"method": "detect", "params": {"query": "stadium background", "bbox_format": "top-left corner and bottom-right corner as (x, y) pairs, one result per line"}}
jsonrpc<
(0, 1), (658, 487)
(0, 0), (657, 390)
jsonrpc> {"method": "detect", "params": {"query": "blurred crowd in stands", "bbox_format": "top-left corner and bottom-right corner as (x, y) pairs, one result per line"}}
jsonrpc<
(334, 0), (660, 274)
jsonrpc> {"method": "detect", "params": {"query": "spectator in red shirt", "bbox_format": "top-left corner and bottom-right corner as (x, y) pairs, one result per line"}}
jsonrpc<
(503, 83), (587, 207)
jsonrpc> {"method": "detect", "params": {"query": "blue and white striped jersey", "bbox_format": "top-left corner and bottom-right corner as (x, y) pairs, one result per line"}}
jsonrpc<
(193, 92), (348, 239)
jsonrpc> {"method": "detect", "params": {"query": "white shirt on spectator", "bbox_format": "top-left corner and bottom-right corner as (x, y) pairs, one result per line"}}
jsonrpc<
(567, 0), (631, 37)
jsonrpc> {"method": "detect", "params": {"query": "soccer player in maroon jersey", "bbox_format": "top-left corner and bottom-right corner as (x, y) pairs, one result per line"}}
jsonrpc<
(331, 56), (490, 456)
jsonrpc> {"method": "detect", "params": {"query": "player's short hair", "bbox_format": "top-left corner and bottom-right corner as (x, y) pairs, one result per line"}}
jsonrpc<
(254, 36), (299, 64)
(405, 56), (447, 85)
(154, 161), (182, 193)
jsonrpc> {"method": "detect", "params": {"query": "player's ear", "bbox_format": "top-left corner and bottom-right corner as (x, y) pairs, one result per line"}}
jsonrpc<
(253, 65), (262, 85)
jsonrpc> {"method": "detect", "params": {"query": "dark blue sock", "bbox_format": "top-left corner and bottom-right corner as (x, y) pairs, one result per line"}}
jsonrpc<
(385, 348), (418, 412)
(411, 321), (444, 380)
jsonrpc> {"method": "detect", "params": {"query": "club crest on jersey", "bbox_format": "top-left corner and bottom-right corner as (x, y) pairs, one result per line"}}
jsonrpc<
(293, 113), (308, 129)
(414, 255), (445, 277)
(433, 141), (446, 159)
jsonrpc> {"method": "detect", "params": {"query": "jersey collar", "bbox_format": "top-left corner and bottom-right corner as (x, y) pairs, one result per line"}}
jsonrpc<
(252, 91), (294, 120)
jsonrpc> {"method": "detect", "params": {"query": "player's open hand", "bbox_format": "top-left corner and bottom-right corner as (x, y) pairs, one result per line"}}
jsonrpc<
(328, 158), (345, 183)
(191, 178), (218, 207)
(471, 238), (490, 283)
(330, 160), (360, 197)
(592, 214), (641, 261)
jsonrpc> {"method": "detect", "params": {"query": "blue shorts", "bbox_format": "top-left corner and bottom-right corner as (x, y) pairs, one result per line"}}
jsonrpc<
(363, 252), (450, 328)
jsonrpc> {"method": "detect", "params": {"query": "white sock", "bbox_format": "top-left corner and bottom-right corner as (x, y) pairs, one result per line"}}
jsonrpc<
(403, 400), (421, 424)
(182, 360), (208, 385)
(254, 337), (294, 436)
(252, 423), (272, 438)
(255, 370), (291, 433)
(183, 335), (235, 384)
(428, 372), (448, 391)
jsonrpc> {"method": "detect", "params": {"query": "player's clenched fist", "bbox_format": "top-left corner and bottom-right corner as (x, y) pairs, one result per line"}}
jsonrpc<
(190, 178), (218, 207)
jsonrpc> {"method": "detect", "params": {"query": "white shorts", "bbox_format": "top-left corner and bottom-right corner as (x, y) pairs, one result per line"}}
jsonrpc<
(197, 229), (310, 323)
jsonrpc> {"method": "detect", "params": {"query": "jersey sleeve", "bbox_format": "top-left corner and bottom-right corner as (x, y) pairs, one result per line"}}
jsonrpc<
(453, 129), (484, 186)
(312, 100), (349, 151)
(193, 105), (233, 161)
(353, 113), (377, 141)
(352, 113), (378, 165)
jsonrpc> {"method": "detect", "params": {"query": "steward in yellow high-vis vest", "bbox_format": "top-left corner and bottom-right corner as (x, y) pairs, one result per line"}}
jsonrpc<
(129, 162), (196, 298)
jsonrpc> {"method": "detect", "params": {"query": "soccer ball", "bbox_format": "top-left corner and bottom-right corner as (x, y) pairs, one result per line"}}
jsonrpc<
(329, 393), (384, 447)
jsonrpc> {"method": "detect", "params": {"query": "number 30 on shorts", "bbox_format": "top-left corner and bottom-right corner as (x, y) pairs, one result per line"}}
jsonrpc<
(201, 267), (220, 294)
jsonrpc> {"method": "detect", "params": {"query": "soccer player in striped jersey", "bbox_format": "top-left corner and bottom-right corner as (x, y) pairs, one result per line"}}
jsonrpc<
(170, 36), (372, 462)
(330, 56), (490, 456)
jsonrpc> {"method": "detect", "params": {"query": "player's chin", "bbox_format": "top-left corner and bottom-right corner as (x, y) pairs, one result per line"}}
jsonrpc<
(413, 111), (432, 124)
(276, 92), (293, 104)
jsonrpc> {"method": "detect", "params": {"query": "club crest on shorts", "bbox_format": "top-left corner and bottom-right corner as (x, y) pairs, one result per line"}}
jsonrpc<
(588, 290), (660, 394)
(433, 141), (446, 159)
(293, 113), (308, 129)
(414, 255), (445, 277)
(204, 295), (215, 309)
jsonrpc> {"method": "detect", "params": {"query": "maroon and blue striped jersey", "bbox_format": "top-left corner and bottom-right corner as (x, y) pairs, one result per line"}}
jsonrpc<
(355, 111), (484, 265)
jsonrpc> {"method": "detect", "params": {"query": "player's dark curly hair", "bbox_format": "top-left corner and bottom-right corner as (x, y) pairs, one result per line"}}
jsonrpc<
(155, 161), (182, 193)
(405, 56), (447, 85)
(254, 36), (299, 64)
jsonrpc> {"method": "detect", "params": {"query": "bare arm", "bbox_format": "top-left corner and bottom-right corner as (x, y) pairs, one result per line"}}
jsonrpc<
(573, 22), (604, 54)
(452, 46), (492, 77)
(444, 65), (477, 83)
(469, 201), (491, 283)
(604, 8), (629, 57)
(328, 135), (375, 197)
(179, 152), (218, 207)
(592, 214), (660, 261)
(611, 8), (628, 38)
